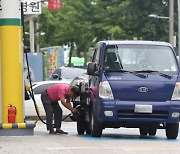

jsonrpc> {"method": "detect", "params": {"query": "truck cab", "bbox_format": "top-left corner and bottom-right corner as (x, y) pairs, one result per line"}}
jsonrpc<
(74, 40), (180, 139)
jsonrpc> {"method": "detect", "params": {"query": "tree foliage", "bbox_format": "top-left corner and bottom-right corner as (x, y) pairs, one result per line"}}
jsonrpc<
(35, 0), (178, 66)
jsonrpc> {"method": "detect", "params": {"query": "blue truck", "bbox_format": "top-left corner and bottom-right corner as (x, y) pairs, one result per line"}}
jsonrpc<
(71, 40), (180, 139)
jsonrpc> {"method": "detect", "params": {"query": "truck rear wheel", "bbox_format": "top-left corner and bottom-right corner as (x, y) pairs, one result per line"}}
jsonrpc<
(165, 123), (179, 139)
(90, 110), (102, 137)
(149, 128), (157, 136)
(149, 127), (157, 136)
(139, 127), (148, 136)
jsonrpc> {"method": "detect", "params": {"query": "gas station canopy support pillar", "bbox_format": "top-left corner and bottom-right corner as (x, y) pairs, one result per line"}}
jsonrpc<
(0, 0), (35, 136)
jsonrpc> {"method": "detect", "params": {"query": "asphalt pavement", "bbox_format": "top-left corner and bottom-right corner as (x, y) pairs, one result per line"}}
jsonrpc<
(1, 121), (180, 154)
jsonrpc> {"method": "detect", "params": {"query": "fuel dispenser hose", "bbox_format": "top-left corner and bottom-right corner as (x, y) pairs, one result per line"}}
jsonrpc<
(24, 52), (79, 126)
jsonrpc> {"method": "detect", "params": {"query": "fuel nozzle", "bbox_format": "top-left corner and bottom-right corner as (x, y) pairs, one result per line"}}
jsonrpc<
(70, 105), (83, 121)
(25, 85), (30, 91)
(75, 105), (82, 110)
(74, 105), (83, 115)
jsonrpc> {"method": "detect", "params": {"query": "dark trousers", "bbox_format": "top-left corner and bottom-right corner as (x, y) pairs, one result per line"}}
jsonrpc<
(41, 91), (62, 131)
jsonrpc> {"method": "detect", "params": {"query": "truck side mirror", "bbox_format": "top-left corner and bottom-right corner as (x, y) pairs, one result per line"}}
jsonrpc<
(87, 62), (96, 75)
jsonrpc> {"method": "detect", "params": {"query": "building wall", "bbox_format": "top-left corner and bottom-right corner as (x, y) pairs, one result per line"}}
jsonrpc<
(26, 53), (43, 82)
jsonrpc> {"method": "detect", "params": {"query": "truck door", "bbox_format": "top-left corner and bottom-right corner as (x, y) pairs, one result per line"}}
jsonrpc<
(89, 43), (102, 100)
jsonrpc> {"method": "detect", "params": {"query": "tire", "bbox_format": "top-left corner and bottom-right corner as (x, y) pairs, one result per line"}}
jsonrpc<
(77, 115), (86, 135)
(90, 109), (102, 137)
(166, 123), (179, 139)
(149, 127), (157, 136)
(85, 109), (92, 135)
(139, 127), (148, 136)
(85, 122), (91, 135)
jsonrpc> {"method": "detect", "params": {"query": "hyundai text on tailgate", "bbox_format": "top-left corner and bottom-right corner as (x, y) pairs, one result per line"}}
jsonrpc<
(72, 40), (180, 139)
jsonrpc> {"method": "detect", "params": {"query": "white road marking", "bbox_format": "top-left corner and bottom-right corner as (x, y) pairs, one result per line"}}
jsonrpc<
(46, 146), (180, 151)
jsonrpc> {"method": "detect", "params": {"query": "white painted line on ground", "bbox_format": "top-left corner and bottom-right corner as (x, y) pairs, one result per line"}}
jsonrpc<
(46, 146), (180, 151)
(46, 147), (123, 150)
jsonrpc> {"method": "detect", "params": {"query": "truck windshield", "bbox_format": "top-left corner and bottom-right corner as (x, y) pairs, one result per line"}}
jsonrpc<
(103, 44), (178, 74)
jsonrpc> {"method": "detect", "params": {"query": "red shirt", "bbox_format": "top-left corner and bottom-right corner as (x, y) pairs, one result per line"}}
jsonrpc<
(47, 84), (70, 101)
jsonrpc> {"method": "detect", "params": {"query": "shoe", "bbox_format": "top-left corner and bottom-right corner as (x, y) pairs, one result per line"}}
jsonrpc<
(56, 129), (68, 134)
(49, 130), (55, 134)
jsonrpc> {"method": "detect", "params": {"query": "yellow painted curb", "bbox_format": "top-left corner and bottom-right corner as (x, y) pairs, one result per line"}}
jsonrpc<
(17, 123), (26, 128)
(2, 123), (12, 129)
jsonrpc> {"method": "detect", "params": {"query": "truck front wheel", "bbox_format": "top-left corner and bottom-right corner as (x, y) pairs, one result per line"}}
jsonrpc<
(77, 115), (86, 135)
(86, 121), (91, 135)
(165, 123), (179, 139)
(90, 110), (102, 137)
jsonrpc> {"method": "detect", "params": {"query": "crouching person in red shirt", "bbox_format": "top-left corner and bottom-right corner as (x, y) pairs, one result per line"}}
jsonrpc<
(41, 83), (81, 134)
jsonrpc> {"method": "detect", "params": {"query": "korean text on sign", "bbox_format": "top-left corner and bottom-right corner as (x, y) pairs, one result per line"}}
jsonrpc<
(21, 0), (41, 14)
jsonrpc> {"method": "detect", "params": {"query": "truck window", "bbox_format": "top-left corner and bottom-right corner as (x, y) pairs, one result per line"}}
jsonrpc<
(104, 45), (178, 73)
(92, 43), (101, 71)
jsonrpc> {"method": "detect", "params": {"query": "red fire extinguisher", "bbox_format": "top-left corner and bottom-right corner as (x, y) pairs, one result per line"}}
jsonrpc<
(8, 105), (16, 123)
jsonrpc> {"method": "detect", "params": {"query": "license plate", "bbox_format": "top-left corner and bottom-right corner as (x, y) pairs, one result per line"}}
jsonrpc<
(134, 104), (152, 113)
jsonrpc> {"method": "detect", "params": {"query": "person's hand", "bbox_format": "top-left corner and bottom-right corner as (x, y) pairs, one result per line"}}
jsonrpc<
(71, 108), (78, 113)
